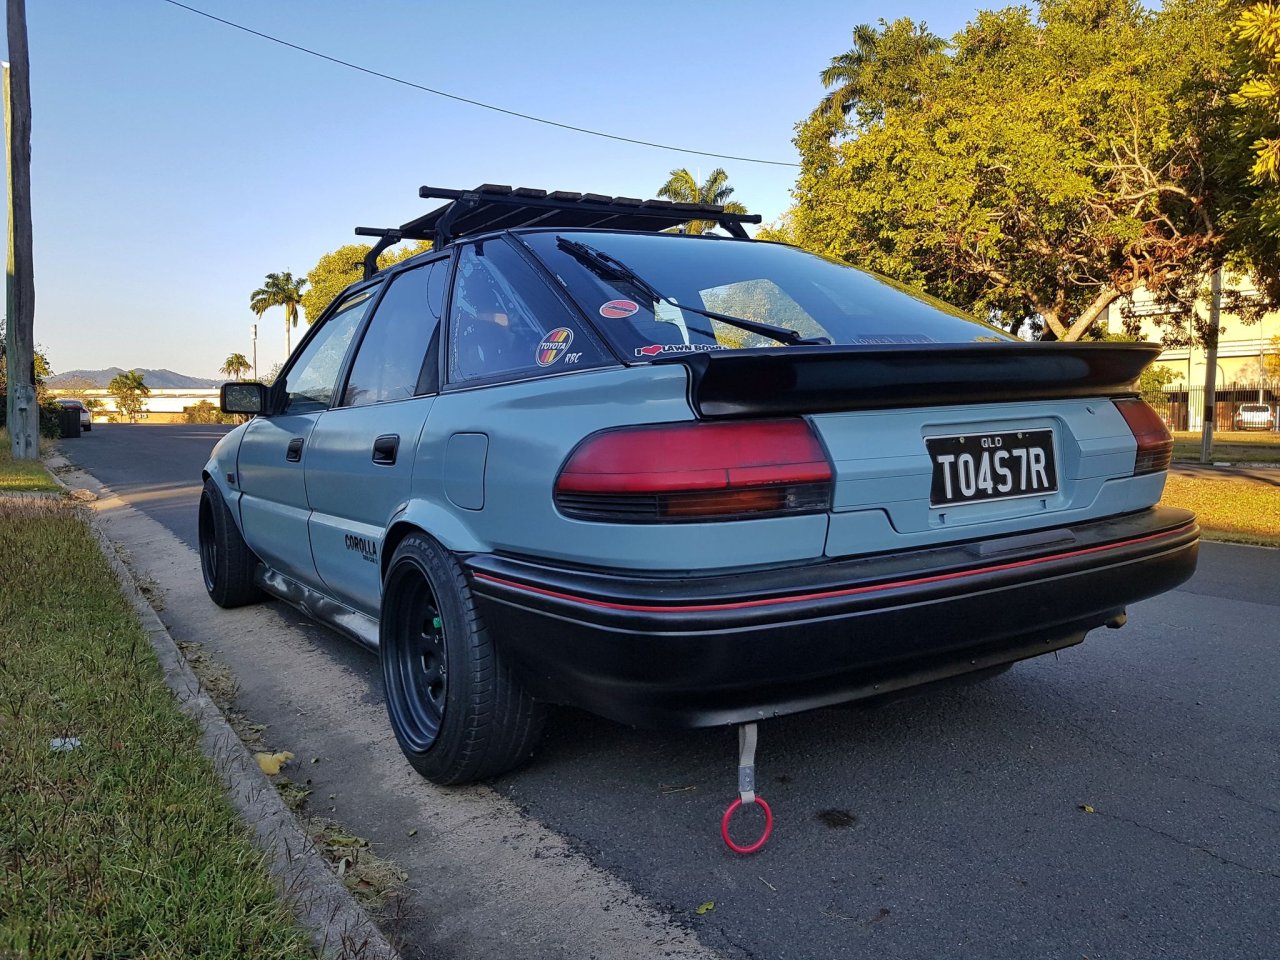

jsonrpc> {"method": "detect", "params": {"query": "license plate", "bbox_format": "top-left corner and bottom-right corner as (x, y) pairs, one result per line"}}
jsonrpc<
(926, 429), (1057, 506)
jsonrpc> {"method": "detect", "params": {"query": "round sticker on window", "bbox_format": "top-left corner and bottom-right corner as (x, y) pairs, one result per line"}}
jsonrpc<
(536, 327), (575, 367)
(599, 299), (640, 319)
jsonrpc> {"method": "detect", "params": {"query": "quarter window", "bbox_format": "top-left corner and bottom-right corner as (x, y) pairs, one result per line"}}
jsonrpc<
(447, 239), (609, 384)
(342, 259), (446, 406)
(282, 289), (376, 414)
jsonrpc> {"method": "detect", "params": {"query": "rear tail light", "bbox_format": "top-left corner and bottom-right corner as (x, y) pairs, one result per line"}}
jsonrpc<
(555, 419), (833, 523)
(1114, 398), (1173, 475)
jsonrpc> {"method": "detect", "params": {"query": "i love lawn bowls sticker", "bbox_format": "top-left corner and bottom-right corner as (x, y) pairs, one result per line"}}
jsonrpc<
(599, 299), (640, 319)
(537, 327), (575, 366)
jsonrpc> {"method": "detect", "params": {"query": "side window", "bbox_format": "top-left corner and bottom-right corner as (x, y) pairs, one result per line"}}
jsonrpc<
(448, 239), (610, 384)
(282, 289), (376, 414)
(342, 260), (446, 407)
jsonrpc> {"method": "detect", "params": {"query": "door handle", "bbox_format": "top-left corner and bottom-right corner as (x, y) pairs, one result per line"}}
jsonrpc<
(372, 434), (400, 466)
(286, 437), (304, 462)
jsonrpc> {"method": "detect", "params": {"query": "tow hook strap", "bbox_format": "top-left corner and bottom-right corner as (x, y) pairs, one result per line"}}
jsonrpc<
(720, 722), (773, 854)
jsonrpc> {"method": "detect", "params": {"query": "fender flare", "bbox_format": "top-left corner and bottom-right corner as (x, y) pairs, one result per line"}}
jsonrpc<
(381, 501), (490, 583)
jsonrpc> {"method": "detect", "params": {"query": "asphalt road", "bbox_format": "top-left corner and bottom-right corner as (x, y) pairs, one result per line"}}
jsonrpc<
(63, 424), (1280, 959)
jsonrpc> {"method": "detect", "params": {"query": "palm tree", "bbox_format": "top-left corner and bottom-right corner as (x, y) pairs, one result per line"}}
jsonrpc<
(655, 168), (749, 235)
(817, 23), (882, 118)
(107, 369), (150, 424)
(816, 20), (946, 123)
(250, 272), (307, 357)
(220, 353), (251, 381)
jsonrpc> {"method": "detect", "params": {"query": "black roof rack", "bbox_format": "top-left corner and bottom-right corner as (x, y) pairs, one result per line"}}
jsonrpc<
(354, 184), (762, 279)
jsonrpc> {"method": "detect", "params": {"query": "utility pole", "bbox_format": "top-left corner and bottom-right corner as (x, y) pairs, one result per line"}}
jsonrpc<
(250, 322), (258, 380)
(5, 0), (37, 460)
(1199, 266), (1222, 465)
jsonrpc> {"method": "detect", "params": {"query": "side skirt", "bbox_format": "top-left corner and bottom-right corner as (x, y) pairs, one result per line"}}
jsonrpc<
(254, 565), (381, 651)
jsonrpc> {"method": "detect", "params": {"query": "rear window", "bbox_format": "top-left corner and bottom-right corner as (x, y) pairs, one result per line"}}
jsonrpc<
(519, 231), (1011, 360)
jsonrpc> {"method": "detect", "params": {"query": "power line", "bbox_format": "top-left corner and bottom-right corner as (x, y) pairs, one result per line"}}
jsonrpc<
(157, 0), (801, 169)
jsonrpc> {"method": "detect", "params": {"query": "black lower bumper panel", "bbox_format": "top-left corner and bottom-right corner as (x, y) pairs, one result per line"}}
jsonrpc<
(466, 508), (1199, 728)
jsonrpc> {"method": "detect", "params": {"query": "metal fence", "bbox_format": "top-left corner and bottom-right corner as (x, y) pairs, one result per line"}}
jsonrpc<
(1146, 381), (1279, 432)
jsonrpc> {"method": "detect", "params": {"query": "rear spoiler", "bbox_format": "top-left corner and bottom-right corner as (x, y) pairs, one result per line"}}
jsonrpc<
(655, 342), (1161, 419)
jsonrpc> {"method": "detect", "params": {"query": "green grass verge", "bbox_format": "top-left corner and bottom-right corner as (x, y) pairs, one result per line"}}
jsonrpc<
(1161, 473), (1280, 547)
(0, 428), (58, 492)
(1171, 430), (1280, 464)
(0, 500), (317, 959)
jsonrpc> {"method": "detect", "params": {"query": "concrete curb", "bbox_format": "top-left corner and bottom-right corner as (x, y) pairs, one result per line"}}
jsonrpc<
(39, 453), (402, 960)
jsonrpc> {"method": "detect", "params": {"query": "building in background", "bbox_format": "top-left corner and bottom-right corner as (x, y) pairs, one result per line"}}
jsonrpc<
(46, 387), (221, 424)
(1104, 278), (1278, 431)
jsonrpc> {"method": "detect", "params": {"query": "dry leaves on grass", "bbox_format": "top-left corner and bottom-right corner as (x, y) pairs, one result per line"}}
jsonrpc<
(1161, 475), (1280, 546)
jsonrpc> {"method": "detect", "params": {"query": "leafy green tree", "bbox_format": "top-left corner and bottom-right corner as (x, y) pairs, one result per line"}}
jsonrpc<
(184, 400), (234, 424)
(219, 353), (252, 381)
(1224, 2), (1280, 303)
(108, 370), (150, 424)
(1265, 335), (1280, 379)
(655, 168), (749, 235)
(1139, 364), (1184, 402)
(755, 213), (796, 245)
(1231, 3), (1280, 183)
(791, 0), (1269, 342)
(250, 272), (307, 357)
(260, 361), (285, 387)
(0, 317), (52, 392)
(301, 241), (432, 325)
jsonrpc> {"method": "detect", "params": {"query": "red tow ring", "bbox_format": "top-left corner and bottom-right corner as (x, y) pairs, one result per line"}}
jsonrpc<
(721, 795), (773, 854)
(720, 723), (773, 854)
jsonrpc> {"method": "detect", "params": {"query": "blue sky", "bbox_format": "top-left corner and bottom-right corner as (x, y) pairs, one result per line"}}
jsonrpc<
(5, 0), (980, 379)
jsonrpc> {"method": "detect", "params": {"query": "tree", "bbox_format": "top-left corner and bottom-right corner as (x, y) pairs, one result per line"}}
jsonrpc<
(1139, 363), (1184, 402)
(791, 0), (1270, 342)
(184, 400), (233, 424)
(108, 370), (150, 424)
(816, 19), (947, 125)
(1265, 335), (1280, 379)
(260, 361), (285, 387)
(1231, 2), (1280, 183)
(655, 168), (749, 235)
(817, 24), (884, 119)
(301, 240), (432, 325)
(250, 272), (307, 357)
(1225, 2), (1280, 303)
(220, 353), (252, 381)
(0, 317), (51, 392)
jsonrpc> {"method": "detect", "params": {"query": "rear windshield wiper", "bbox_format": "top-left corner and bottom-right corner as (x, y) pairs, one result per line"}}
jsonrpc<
(555, 236), (828, 347)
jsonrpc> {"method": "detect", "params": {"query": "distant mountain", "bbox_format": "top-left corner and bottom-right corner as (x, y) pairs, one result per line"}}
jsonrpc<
(48, 367), (221, 389)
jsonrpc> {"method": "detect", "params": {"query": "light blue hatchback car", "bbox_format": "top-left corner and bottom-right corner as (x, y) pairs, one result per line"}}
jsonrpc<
(201, 185), (1199, 789)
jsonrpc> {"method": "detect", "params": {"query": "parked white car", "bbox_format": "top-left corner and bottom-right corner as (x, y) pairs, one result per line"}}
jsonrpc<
(1234, 402), (1276, 431)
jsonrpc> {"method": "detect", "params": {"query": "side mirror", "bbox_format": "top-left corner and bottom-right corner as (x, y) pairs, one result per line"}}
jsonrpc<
(220, 381), (267, 414)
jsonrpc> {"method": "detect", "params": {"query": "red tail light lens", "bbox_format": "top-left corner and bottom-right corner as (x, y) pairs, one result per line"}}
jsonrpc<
(1114, 398), (1173, 475)
(555, 419), (833, 522)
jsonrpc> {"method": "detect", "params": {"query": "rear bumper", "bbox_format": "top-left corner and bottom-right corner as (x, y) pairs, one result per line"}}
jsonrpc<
(467, 507), (1199, 728)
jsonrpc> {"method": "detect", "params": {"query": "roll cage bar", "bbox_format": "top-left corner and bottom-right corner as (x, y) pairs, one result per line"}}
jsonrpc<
(354, 183), (763, 280)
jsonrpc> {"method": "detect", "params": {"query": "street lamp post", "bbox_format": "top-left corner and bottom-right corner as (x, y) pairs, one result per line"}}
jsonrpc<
(1200, 267), (1222, 464)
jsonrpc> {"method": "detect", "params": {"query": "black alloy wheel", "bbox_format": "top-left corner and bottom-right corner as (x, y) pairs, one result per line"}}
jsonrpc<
(383, 562), (448, 753)
(380, 532), (546, 785)
(198, 478), (264, 608)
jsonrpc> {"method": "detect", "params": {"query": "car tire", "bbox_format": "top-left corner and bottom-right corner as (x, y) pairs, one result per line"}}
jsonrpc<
(83, 423), (92, 432)
(381, 532), (546, 785)
(198, 478), (264, 608)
